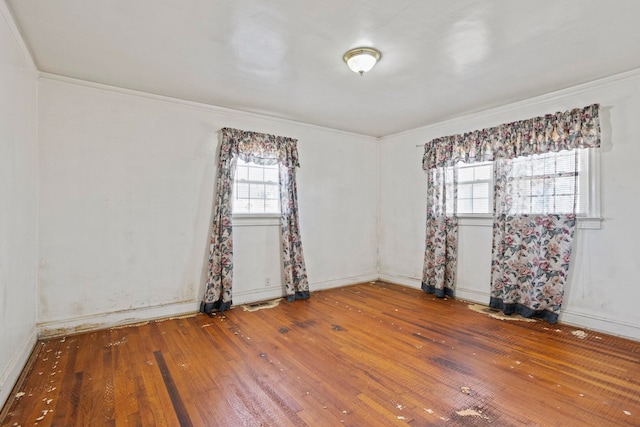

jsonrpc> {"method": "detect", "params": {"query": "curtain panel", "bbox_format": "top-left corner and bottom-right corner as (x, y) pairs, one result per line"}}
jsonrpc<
(422, 166), (458, 297)
(422, 104), (600, 318)
(201, 128), (309, 314)
(423, 104), (600, 168)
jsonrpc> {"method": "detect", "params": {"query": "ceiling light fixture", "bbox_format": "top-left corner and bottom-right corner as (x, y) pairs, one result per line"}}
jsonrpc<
(343, 47), (381, 76)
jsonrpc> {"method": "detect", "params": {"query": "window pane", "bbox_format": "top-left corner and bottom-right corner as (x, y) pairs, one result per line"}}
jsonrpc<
(234, 199), (249, 213)
(249, 199), (264, 213)
(236, 183), (249, 198)
(248, 167), (263, 181)
(264, 167), (279, 183)
(473, 183), (489, 199)
(250, 183), (264, 199)
(233, 160), (281, 215)
(457, 167), (474, 182)
(458, 184), (473, 199)
(556, 154), (575, 174)
(531, 158), (544, 175)
(264, 184), (279, 200)
(543, 178), (555, 196)
(236, 165), (249, 181)
(458, 198), (473, 214)
(453, 161), (493, 215)
(555, 176), (575, 195)
(507, 149), (591, 215)
(264, 199), (279, 213)
(474, 165), (491, 180)
(555, 196), (574, 213)
(531, 196), (545, 213)
(544, 157), (557, 175)
(473, 198), (489, 213)
(531, 178), (544, 196)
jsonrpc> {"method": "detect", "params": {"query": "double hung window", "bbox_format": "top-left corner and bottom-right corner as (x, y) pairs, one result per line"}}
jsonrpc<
(233, 159), (280, 214)
(447, 149), (597, 219)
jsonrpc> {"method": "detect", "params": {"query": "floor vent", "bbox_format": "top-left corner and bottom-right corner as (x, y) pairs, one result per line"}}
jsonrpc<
(242, 298), (282, 312)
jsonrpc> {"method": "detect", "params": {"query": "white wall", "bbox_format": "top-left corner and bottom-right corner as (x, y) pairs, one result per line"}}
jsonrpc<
(379, 69), (640, 341)
(0, 3), (38, 407)
(37, 76), (378, 335)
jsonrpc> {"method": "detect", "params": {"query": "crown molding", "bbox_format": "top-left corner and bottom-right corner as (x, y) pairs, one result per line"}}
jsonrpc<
(38, 72), (377, 143)
(0, 1), (37, 76)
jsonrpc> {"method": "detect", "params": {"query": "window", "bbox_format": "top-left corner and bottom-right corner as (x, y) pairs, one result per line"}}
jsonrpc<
(455, 161), (492, 214)
(446, 148), (597, 218)
(508, 149), (589, 215)
(233, 159), (280, 214)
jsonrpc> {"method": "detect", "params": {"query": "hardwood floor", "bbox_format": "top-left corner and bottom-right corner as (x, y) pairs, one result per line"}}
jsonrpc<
(1, 281), (639, 426)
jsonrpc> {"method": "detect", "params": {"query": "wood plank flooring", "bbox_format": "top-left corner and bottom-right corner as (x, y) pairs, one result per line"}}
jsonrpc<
(1, 281), (639, 426)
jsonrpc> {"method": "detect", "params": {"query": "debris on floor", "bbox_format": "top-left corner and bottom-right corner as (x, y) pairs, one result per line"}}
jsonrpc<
(467, 304), (536, 322)
(456, 408), (487, 418)
(571, 330), (588, 339)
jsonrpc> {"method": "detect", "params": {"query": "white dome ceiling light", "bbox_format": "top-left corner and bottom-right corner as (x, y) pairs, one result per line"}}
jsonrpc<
(343, 47), (381, 76)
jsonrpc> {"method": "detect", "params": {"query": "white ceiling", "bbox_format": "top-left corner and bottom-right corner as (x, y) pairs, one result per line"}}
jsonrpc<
(6, 0), (640, 137)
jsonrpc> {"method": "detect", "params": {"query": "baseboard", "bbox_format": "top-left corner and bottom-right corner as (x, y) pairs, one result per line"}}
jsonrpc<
(232, 273), (380, 305)
(559, 309), (640, 342)
(0, 326), (37, 410)
(378, 273), (422, 289)
(454, 289), (490, 304)
(36, 274), (379, 337)
(310, 273), (379, 292)
(232, 286), (288, 305)
(38, 300), (200, 339)
(379, 273), (492, 304)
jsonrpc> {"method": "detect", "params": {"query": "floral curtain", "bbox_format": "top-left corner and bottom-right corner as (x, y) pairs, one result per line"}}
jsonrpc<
(489, 106), (600, 322)
(200, 128), (309, 314)
(280, 161), (310, 301)
(421, 164), (458, 297)
(422, 104), (599, 167)
(423, 104), (600, 318)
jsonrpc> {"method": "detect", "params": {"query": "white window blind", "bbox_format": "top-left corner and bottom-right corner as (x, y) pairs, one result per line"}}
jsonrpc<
(440, 149), (593, 217)
(233, 159), (280, 214)
(508, 149), (589, 215)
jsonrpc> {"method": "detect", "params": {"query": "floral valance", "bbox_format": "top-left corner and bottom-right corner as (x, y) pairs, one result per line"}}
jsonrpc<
(220, 127), (300, 168)
(423, 104), (600, 170)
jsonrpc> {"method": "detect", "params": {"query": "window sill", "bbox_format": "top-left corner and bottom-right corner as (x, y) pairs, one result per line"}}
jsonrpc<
(457, 215), (493, 227)
(232, 214), (281, 227)
(576, 217), (602, 230)
(457, 215), (602, 229)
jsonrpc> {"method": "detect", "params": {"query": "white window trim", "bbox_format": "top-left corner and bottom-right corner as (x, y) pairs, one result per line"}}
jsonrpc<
(233, 159), (281, 216)
(232, 214), (281, 227)
(454, 161), (493, 215)
(585, 149), (603, 220)
(430, 149), (603, 230)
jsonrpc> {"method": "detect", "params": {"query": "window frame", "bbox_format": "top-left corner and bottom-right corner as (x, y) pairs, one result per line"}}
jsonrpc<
(437, 149), (602, 229)
(453, 161), (494, 216)
(232, 159), (281, 224)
